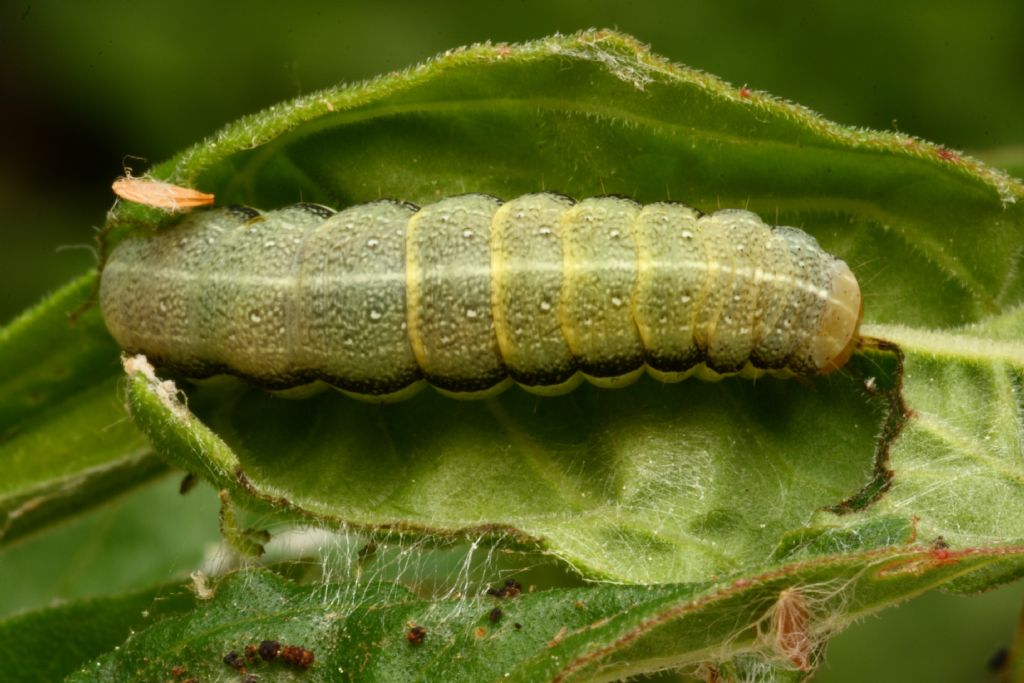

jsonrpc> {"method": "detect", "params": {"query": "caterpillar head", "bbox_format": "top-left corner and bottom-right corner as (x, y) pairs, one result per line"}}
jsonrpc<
(810, 260), (862, 374)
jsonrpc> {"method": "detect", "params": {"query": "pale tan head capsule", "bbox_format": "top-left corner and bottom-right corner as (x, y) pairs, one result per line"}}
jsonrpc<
(808, 260), (862, 374)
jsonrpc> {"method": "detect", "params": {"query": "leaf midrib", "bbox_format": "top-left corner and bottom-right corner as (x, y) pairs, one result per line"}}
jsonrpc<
(861, 323), (1024, 367)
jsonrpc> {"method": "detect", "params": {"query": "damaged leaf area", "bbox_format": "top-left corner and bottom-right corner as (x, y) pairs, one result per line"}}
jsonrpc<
(4, 29), (1024, 681)
(67, 548), (1024, 682)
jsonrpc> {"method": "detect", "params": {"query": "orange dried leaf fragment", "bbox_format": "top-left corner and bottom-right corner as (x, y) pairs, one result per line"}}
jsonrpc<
(112, 176), (214, 211)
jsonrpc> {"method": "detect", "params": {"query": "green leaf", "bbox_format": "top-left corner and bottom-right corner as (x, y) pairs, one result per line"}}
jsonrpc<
(5, 29), (1024, 679)
(0, 582), (194, 683)
(125, 352), (891, 582)
(0, 274), (165, 545)
(110, 30), (1023, 586)
(859, 308), (1024, 572)
(70, 548), (1024, 682)
(0, 475), (222, 619)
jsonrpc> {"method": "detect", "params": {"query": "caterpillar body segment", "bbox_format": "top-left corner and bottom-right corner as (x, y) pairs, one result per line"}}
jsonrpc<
(100, 194), (863, 401)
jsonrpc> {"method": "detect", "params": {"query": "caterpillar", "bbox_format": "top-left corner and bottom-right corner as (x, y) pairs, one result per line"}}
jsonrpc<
(100, 193), (862, 401)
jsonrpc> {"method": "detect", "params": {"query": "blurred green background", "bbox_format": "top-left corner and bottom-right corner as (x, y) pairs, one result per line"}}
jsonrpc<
(2, 2), (1022, 681)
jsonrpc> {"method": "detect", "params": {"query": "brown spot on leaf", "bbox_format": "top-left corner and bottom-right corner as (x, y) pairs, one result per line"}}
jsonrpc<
(407, 625), (427, 645)
(280, 644), (315, 669)
(223, 651), (246, 671)
(548, 625), (568, 648)
(487, 578), (522, 599)
(259, 639), (281, 661)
